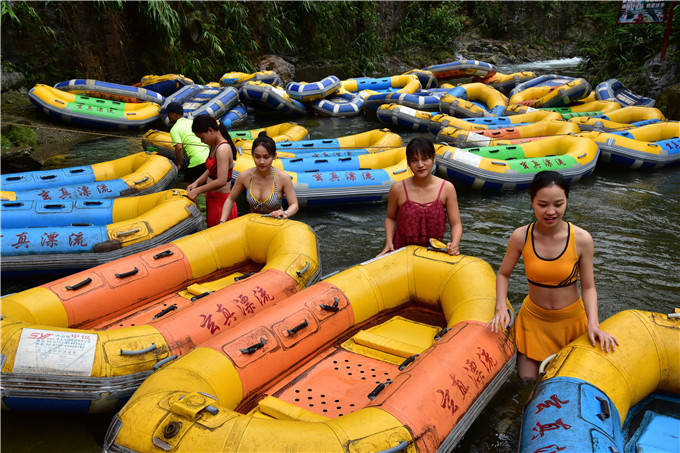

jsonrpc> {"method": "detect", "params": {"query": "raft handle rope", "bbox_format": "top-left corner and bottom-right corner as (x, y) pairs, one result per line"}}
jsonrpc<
(296, 261), (310, 277)
(368, 378), (392, 400)
(538, 353), (558, 376)
(65, 277), (92, 291)
(398, 354), (419, 371)
(320, 297), (340, 312)
(116, 227), (141, 238)
(286, 319), (309, 336)
(596, 396), (611, 421)
(133, 176), (150, 185)
(120, 343), (157, 356)
(240, 337), (267, 355)
(152, 355), (178, 371)
(153, 304), (178, 320)
(153, 249), (174, 260)
(190, 291), (214, 302)
(434, 327), (450, 340)
(115, 267), (139, 279)
(376, 441), (410, 453)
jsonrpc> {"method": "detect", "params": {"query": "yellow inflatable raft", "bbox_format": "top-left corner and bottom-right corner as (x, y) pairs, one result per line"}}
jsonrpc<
(439, 83), (508, 117)
(435, 135), (599, 191)
(29, 84), (161, 130)
(141, 122), (310, 160)
(437, 119), (581, 148)
(0, 152), (177, 202)
(1, 215), (320, 412)
(1, 189), (204, 274)
(520, 309), (680, 452)
(104, 247), (516, 453)
(430, 109), (563, 132)
(569, 105), (666, 131)
(579, 121), (680, 168)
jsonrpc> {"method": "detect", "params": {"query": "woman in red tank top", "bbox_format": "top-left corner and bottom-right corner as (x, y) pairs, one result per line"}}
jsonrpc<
(186, 115), (238, 227)
(379, 137), (462, 256)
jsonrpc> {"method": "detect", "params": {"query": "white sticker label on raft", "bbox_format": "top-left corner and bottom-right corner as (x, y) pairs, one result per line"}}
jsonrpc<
(453, 150), (483, 168)
(466, 132), (491, 147)
(398, 106), (417, 117)
(13, 328), (97, 376)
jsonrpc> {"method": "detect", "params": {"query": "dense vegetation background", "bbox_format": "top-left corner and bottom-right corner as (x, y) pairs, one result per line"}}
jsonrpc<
(2, 1), (678, 92)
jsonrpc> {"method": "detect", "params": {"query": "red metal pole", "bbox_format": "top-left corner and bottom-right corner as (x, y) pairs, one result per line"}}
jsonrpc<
(660, 1), (675, 62)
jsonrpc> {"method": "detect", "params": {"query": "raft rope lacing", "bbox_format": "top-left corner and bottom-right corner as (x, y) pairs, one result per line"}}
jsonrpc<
(1, 120), (650, 151)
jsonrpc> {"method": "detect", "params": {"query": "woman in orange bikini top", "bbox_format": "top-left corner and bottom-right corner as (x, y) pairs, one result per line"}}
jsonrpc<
(488, 170), (618, 381)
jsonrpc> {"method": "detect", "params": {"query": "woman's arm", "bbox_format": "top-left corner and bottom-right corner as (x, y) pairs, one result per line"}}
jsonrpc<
(186, 168), (209, 193)
(219, 172), (248, 223)
(270, 173), (298, 219)
(443, 181), (462, 255)
(488, 227), (525, 332)
(188, 145), (232, 199)
(577, 227), (619, 352)
(378, 183), (401, 256)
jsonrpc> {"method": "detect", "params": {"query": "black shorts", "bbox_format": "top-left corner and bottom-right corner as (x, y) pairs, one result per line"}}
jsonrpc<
(184, 163), (206, 182)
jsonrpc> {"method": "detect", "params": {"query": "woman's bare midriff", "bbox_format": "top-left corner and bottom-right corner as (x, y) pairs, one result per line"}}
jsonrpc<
(528, 283), (581, 310)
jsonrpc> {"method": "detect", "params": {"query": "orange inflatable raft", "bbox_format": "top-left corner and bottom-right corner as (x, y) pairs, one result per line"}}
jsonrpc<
(1, 214), (320, 413)
(104, 246), (516, 452)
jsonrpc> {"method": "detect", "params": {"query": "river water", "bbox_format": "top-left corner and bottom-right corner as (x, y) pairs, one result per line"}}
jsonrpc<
(2, 59), (679, 452)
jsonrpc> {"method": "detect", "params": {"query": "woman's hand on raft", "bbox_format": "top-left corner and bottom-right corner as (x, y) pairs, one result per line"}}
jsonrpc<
(487, 308), (511, 333)
(588, 323), (619, 353)
(446, 242), (460, 256)
(377, 243), (395, 257)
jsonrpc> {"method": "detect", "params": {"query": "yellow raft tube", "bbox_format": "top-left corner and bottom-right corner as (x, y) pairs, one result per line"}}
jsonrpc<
(141, 122), (310, 159)
(542, 309), (680, 428)
(0, 151), (177, 202)
(1, 189), (204, 273)
(569, 105), (666, 131)
(29, 84), (161, 130)
(1, 215), (320, 412)
(104, 247), (516, 453)
(430, 109), (562, 132)
(437, 119), (581, 147)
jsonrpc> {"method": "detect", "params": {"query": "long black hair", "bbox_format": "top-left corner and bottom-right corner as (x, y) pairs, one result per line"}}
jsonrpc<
(529, 170), (570, 200)
(191, 114), (238, 161)
(252, 131), (276, 157)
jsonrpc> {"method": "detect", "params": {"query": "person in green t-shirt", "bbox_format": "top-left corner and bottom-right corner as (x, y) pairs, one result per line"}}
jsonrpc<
(167, 102), (209, 182)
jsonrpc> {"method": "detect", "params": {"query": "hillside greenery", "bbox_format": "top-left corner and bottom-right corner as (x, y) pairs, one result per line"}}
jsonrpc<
(2, 1), (677, 96)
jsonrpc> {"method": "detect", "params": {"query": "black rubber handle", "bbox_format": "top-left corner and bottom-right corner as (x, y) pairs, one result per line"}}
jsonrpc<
(434, 327), (450, 340)
(190, 291), (213, 302)
(115, 267), (139, 279)
(368, 379), (391, 400)
(153, 250), (174, 260)
(398, 354), (418, 371)
(596, 396), (611, 421)
(240, 337), (267, 355)
(65, 277), (92, 291)
(286, 320), (309, 336)
(320, 297), (339, 312)
(153, 304), (178, 320)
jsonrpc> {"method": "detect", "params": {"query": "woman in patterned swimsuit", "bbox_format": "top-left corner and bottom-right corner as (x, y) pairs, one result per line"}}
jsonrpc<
(379, 137), (462, 256)
(220, 132), (298, 222)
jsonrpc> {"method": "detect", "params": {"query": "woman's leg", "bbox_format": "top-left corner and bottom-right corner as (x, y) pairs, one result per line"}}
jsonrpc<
(517, 353), (539, 382)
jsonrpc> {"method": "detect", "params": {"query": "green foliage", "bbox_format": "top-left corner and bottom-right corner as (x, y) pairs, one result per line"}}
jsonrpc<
(138, 0), (181, 46)
(577, 3), (677, 91)
(468, 1), (507, 37)
(3, 125), (37, 148)
(392, 2), (464, 57)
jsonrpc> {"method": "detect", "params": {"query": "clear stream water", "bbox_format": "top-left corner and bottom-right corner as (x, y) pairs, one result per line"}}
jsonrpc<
(2, 59), (679, 452)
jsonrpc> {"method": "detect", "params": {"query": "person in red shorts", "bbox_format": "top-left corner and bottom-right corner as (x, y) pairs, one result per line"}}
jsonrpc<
(186, 115), (238, 227)
(379, 136), (462, 256)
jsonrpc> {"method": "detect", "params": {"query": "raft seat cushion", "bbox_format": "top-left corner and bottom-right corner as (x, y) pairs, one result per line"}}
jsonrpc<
(342, 316), (438, 363)
(254, 396), (330, 422)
